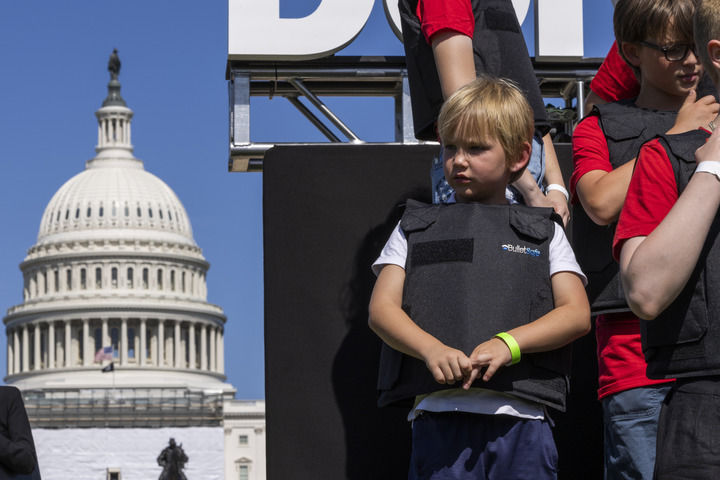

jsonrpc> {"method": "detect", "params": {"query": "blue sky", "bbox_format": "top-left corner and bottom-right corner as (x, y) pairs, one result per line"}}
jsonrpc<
(0, 0), (614, 399)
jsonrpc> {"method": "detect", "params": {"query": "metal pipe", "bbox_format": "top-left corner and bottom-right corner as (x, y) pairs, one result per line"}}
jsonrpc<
(287, 77), (362, 143)
(286, 96), (342, 142)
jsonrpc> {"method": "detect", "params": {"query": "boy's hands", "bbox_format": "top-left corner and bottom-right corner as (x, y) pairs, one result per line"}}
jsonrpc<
(669, 90), (720, 134)
(422, 343), (473, 385)
(461, 337), (513, 389)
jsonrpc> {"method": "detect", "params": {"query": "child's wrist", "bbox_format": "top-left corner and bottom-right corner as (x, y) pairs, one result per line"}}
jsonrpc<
(494, 332), (521, 365)
(545, 184), (569, 202)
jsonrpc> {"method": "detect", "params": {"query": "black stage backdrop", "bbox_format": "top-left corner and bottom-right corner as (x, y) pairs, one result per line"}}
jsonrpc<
(262, 143), (602, 479)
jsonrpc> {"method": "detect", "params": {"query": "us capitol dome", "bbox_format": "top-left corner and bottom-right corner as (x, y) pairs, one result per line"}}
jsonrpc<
(1, 52), (266, 480)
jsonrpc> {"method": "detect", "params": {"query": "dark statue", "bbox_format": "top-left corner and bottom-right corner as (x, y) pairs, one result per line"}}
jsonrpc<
(108, 48), (121, 80)
(158, 438), (188, 480)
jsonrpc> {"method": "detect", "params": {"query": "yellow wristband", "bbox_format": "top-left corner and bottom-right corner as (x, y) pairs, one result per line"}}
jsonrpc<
(495, 332), (521, 365)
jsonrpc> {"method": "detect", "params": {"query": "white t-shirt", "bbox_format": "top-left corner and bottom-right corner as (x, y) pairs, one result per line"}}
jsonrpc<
(372, 208), (586, 421)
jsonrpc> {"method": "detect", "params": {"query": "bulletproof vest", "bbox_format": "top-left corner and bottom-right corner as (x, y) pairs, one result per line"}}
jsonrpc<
(572, 101), (676, 314)
(377, 200), (572, 411)
(398, 0), (548, 141)
(640, 130), (720, 379)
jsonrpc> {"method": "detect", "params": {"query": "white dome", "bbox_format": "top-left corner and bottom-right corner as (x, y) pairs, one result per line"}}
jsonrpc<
(37, 159), (195, 247)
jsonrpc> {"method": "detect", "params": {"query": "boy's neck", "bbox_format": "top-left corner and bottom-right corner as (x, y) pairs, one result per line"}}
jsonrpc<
(634, 86), (687, 112)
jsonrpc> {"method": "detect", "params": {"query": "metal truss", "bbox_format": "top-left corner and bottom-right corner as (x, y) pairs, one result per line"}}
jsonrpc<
(227, 55), (602, 172)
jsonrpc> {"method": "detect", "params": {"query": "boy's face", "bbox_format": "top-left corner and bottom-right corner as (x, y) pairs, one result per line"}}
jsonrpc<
(629, 31), (702, 100)
(442, 136), (524, 204)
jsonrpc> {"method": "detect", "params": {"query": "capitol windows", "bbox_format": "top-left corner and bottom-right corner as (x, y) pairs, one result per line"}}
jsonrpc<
(43, 271), (48, 294)
(148, 204), (153, 218)
(157, 269), (163, 290)
(99, 203), (104, 217)
(136, 203), (142, 218)
(75, 207), (80, 219)
(54, 270), (59, 292)
(124, 202), (129, 217)
(86, 205), (91, 218)
(110, 328), (119, 358)
(112, 201), (117, 217)
(111, 267), (118, 288)
(159, 208), (163, 220)
(66, 269), (72, 291)
(238, 435), (248, 446)
(65, 209), (69, 220)
(96, 267), (102, 289)
(94, 329), (102, 355)
(170, 270), (176, 291)
(142, 268), (149, 289)
(127, 268), (134, 288)
(181, 272), (186, 293)
(80, 268), (87, 289)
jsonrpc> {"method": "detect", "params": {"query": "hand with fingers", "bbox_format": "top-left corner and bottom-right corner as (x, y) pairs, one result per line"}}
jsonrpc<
(422, 342), (473, 386)
(463, 337), (513, 389)
(670, 89), (720, 134)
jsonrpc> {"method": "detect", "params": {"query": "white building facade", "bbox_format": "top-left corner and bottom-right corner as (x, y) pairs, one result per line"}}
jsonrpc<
(3, 56), (265, 480)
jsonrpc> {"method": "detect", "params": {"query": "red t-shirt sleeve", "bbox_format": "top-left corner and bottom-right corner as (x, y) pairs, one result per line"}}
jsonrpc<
(590, 42), (640, 102)
(570, 115), (611, 202)
(612, 139), (678, 260)
(417, 0), (475, 43)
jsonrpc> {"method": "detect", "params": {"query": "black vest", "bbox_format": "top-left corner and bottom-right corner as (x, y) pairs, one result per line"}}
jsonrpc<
(641, 130), (720, 379)
(572, 101), (676, 314)
(398, 0), (548, 141)
(377, 200), (572, 411)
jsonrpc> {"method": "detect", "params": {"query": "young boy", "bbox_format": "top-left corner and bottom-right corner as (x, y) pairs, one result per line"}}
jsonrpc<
(615, 0), (720, 477)
(571, 1), (719, 478)
(369, 76), (590, 479)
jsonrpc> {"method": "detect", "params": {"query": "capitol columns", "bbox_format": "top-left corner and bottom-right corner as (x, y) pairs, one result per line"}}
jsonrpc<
(188, 323), (196, 369)
(218, 328), (224, 375)
(33, 324), (40, 370)
(82, 318), (90, 366)
(139, 318), (147, 366)
(200, 325), (208, 371)
(65, 320), (72, 367)
(210, 326), (217, 372)
(48, 321), (55, 369)
(174, 320), (181, 368)
(158, 319), (164, 367)
(121, 318), (128, 366)
(22, 325), (29, 372)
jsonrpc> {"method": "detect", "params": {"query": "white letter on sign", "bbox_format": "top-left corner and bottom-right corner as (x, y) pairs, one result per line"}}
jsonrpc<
(228, 0), (375, 60)
(535, 0), (583, 60)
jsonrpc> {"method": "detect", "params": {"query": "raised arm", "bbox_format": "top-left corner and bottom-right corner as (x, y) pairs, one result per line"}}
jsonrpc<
(368, 264), (472, 385)
(620, 129), (720, 319)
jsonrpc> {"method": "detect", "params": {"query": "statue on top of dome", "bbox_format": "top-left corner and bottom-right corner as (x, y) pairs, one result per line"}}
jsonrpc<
(108, 49), (121, 80)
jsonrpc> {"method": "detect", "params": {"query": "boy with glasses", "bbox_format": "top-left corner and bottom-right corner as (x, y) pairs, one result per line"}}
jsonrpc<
(570, 0), (718, 478)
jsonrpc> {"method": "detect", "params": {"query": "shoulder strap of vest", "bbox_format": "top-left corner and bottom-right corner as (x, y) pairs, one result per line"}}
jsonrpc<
(658, 130), (710, 165)
(400, 199), (440, 233)
(509, 206), (556, 241)
(594, 100), (653, 141)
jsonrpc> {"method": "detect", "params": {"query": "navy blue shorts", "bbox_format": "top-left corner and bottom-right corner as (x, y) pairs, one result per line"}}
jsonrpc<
(409, 411), (557, 480)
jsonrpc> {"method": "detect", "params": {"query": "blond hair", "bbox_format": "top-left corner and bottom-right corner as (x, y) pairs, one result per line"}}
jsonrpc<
(695, 0), (720, 84)
(437, 75), (533, 183)
(614, 0), (698, 75)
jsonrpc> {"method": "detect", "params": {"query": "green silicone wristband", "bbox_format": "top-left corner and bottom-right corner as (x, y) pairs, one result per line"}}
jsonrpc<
(495, 332), (521, 365)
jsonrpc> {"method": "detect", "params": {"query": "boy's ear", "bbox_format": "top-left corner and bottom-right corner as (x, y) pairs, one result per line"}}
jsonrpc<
(509, 141), (531, 174)
(620, 42), (642, 68)
(707, 40), (720, 70)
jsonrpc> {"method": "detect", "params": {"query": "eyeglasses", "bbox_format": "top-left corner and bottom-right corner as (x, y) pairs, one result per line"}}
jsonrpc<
(639, 41), (697, 62)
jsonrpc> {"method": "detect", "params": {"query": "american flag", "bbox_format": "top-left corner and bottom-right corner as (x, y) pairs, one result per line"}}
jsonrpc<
(95, 346), (113, 362)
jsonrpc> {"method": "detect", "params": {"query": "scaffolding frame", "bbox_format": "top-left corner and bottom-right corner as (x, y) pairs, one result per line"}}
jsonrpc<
(227, 55), (602, 172)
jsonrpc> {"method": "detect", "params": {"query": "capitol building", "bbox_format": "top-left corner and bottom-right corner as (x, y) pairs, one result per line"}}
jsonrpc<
(3, 55), (266, 480)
